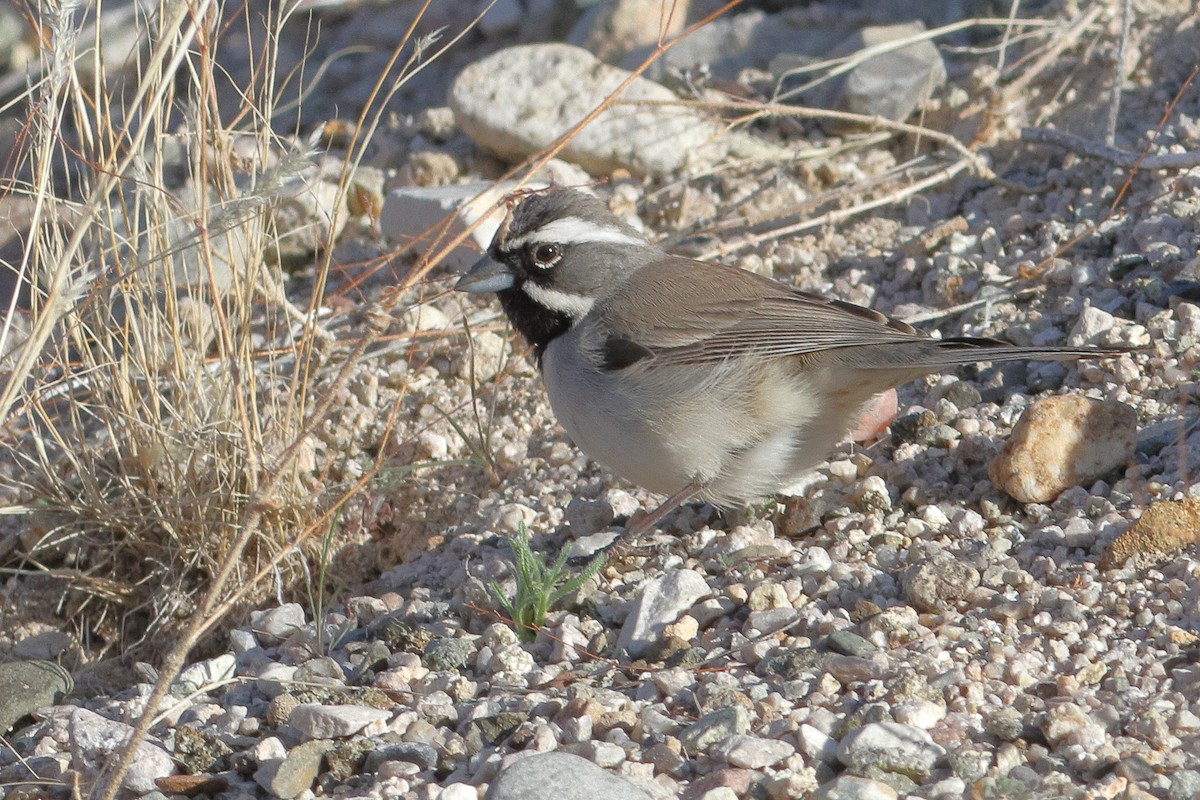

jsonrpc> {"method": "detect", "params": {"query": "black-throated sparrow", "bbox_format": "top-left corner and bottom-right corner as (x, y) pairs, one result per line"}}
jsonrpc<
(457, 188), (1127, 532)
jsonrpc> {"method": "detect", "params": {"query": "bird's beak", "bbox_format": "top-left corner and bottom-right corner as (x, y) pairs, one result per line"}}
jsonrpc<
(455, 254), (516, 293)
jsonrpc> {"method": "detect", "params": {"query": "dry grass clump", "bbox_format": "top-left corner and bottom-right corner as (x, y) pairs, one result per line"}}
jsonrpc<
(0, 0), (431, 659)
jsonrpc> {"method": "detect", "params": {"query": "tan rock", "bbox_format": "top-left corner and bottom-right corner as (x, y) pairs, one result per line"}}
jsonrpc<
(988, 395), (1135, 503)
(1101, 498), (1200, 569)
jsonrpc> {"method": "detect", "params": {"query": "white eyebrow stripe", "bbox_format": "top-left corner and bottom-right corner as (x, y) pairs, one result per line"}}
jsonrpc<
(504, 216), (645, 250)
(523, 282), (596, 318)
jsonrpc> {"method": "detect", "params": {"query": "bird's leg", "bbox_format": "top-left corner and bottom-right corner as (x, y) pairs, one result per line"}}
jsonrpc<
(619, 481), (704, 542)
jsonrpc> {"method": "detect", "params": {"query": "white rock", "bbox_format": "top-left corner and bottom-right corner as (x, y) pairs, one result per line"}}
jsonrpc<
(172, 653), (237, 697)
(450, 44), (729, 176)
(616, 569), (711, 660)
(288, 704), (391, 738)
(1068, 306), (1116, 346)
(712, 733), (795, 769)
(836, 722), (945, 779)
(379, 182), (511, 272)
(796, 724), (838, 763)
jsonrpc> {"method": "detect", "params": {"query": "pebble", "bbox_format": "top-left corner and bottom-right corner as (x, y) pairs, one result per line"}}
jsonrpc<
(901, 555), (981, 613)
(288, 704), (391, 739)
(811, 775), (899, 800)
(989, 396), (1136, 503)
(41, 707), (176, 794)
(615, 569), (709, 660)
(826, 630), (876, 658)
(836, 722), (945, 780)
(712, 734), (795, 769)
(265, 739), (331, 799)
(680, 706), (751, 752)
(250, 604), (307, 646)
(484, 751), (653, 800)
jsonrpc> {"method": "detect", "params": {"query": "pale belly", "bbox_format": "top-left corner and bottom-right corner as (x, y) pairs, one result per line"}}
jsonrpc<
(539, 332), (872, 506)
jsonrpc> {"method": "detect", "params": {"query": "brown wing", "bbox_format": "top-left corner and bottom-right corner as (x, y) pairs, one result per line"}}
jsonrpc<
(595, 257), (932, 367)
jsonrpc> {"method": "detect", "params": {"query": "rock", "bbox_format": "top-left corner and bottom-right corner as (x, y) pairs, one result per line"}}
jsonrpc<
(171, 654), (237, 697)
(568, 0), (689, 63)
(1068, 306), (1117, 346)
(268, 739), (332, 799)
(988, 396), (1136, 503)
(811, 775), (899, 800)
(423, 637), (476, 671)
(633, 9), (819, 80)
(711, 734), (795, 769)
(1040, 703), (1093, 746)
(0, 660), (72, 734)
(901, 555), (981, 613)
(363, 742), (440, 773)
(270, 163), (348, 263)
(476, 0), (523, 37)
(250, 603), (307, 645)
(12, 631), (72, 661)
(826, 630), (876, 658)
(797, 724), (838, 763)
(680, 705), (751, 752)
(288, 704), (390, 739)
(1101, 497), (1200, 569)
(484, 751), (653, 800)
(150, 181), (265, 291)
(379, 182), (513, 272)
(801, 22), (946, 128)
(615, 569), (710, 660)
(836, 722), (945, 780)
(43, 707), (176, 794)
(450, 44), (729, 176)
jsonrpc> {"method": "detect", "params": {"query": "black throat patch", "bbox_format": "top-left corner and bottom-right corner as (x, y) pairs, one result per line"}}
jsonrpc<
(498, 287), (571, 368)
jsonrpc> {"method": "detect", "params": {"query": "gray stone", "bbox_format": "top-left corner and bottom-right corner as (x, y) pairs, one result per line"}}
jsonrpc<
(288, 704), (390, 739)
(1169, 769), (1200, 800)
(268, 739), (331, 799)
(1068, 306), (1116, 346)
(837, 722), (945, 781)
(12, 631), (72, 661)
(250, 603), (307, 645)
(485, 751), (653, 800)
(423, 637), (476, 671)
(680, 705), (751, 753)
(811, 775), (899, 800)
(826, 630), (876, 658)
(631, 9), (833, 81)
(616, 568), (710, 660)
(450, 44), (729, 177)
(0, 660), (72, 734)
(803, 22), (946, 127)
(901, 555), (981, 613)
(363, 741), (439, 773)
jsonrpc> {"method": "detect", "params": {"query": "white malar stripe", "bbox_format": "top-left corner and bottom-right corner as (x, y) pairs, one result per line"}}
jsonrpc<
(505, 216), (645, 250)
(523, 282), (596, 318)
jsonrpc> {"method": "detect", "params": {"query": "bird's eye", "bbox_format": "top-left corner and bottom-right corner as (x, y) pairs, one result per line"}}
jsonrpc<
(532, 244), (560, 267)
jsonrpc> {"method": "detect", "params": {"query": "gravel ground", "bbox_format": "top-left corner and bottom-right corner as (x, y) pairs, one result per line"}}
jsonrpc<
(2, 1), (1199, 799)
